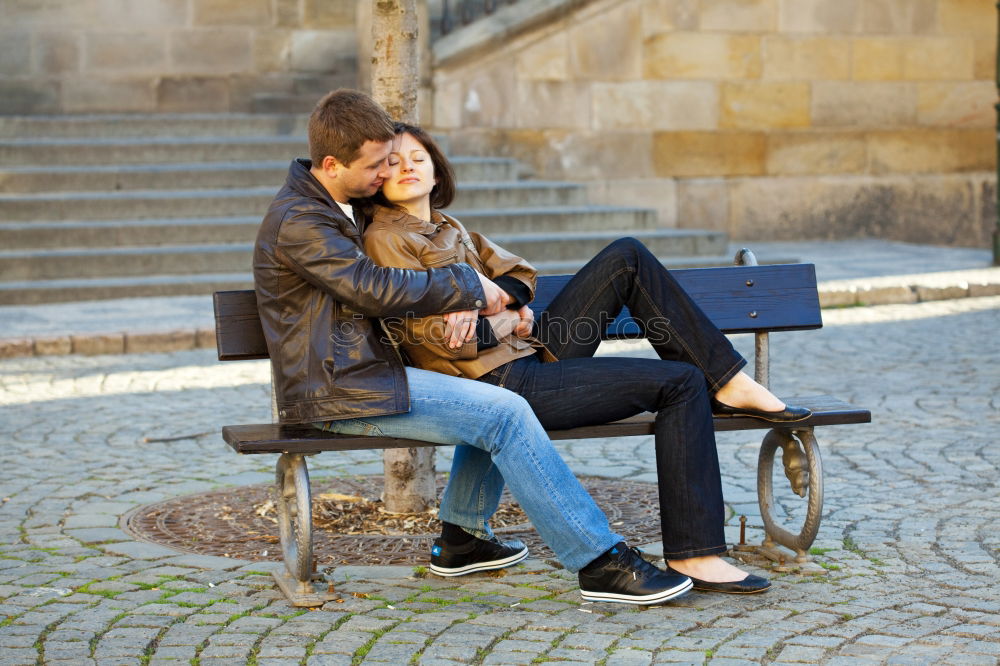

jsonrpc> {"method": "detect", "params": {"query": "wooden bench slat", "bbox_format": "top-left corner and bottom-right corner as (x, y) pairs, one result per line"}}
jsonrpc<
(222, 395), (870, 455)
(214, 264), (822, 361)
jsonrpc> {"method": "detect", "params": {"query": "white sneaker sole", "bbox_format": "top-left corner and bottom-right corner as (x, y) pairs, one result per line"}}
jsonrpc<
(580, 578), (693, 605)
(429, 546), (529, 577)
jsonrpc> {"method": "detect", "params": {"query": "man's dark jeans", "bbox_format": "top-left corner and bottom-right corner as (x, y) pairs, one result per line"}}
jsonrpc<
(479, 237), (747, 559)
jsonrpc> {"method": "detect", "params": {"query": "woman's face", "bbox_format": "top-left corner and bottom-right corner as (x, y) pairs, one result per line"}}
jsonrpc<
(381, 132), (436, 209)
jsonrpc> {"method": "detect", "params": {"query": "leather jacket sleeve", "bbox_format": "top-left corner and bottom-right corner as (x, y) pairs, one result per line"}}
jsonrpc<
(275, 210), (485, 318)
(363, 227), (479, 360)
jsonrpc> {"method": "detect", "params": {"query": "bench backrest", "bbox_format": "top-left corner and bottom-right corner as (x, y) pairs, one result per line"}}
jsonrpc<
(214, 263), (821, 362)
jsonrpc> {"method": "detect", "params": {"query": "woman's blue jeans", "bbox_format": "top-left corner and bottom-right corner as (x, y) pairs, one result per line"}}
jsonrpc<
(316, 365), (622, 572)
(462, 238), (747, 559)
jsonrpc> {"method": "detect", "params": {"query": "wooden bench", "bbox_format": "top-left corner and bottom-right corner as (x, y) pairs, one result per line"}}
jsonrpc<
(214, 249), (871, 606)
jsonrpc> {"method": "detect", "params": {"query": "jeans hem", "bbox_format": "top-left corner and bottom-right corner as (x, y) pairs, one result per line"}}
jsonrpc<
(661, 544), (729, 560)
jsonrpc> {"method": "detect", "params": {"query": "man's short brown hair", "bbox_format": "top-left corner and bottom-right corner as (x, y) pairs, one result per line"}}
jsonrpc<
(308, 89), (396, 167)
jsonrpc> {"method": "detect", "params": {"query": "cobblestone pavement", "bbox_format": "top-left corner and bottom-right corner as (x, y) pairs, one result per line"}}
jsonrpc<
(0, 296), (997, 665)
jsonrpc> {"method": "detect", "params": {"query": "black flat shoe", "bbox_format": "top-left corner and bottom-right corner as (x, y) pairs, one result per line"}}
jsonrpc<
(711, 399), (811, 423)
(665, 566), (771, 594)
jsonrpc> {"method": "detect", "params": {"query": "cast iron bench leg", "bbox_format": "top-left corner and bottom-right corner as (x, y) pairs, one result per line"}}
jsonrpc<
(753, 427), (825, 571)
(272, 452), (339, 607)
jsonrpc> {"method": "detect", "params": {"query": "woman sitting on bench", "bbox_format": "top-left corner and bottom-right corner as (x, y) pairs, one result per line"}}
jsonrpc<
(360, 123), (810, 594)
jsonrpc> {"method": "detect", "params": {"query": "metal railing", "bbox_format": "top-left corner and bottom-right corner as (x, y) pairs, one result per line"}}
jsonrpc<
(439, 0), (520, 36)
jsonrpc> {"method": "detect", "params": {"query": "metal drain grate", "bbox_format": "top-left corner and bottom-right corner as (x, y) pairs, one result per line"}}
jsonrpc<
(121, 475), (663, 566)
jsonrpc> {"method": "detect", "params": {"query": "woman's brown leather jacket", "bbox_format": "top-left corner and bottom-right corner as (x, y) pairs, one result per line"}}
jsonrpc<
(252, 160), (486, 424)
(363, 205), (554, 379)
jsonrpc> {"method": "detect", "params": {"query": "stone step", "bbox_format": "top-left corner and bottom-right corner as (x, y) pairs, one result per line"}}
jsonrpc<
(0, 157), (522, 193)
(0, 273), (255, 306)
(1, 205), (659, 250)
(0, 244), (254, 281)
(0, 136), (308, 167)
(0, 113), (308, 138)
(0, 227), (724, 284)
(0, 181), (585, 222)
(490, 229), (728, 264)
(0, 249), (755, 306)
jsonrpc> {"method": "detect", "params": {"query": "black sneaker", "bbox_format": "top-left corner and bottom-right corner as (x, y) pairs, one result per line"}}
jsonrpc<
(429, 535), (529, 577)
(578, 543), (692, 605)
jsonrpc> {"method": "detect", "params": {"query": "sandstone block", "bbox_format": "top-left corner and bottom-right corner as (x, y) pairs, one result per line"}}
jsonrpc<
(196, 328), (217, 349)
(917, 81), (995, 128)
(193, 0), (272, 26)
(0, 32), (31, 76)
(644, 33), (761, 80)
(84, 32), (167, 71)
(587, 178), (677, 227)
(819, 288), (858, 308)
(276, 0), (301, 27)
(72, 334), (125, 356)
(939, 0), (996, 35)
(811, 82), (916, 127)
(902, 37), (974, 81)
(540, 130), (655, 180)
(699, 0), (777, 32)
(170, 29), (253, 73)
(459, 63), (517, 129)
(973, 36), (994, 80)
(289, 29), (355, 73)
(654, 131), (766, 178)
(432, 78), (463, 129)
(969, 283), (1000, 297)
(62, 77), (156, 113)
(592, 81), (719, 131)
(91, 0), (188, 28)
(868, 129), (994, 174)
(34, 337), (72, 356)
(856, 285), (917, 305)
(157, 77), (231, 112)
(0, 80), (60, 114)
(640, 0), (698, 36)
(720, 81), (810, 129)
(728, 174), (988, 244)
(569, 4), (642, 81)
(778, 0), (863, 33)
(851, 38), (904, 81)
(515, 81), (590, 129)
(303, 0), (355, 29)
(125, 330), (196, 354)
(253, 30), (292, 73)
(861, 0), (936, 34)
(766, 131), (867, 175)
(677, 179), (730, 232)
(762, 36), (850, 81)
(34, 31), (81, 75)
(916, 284), (970, 301)
(516, 33), (568, 82)
(0, 339), (33, 359)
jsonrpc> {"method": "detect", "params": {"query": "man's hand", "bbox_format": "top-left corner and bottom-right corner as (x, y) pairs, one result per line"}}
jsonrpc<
(513, 304), (534, 338)
(477, 273), (510, 316)
(442, 309), (479, 349)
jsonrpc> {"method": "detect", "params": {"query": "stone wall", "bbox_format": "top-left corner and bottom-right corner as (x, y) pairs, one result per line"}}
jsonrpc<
(0, 0), (359, 114)
(431, 0), (998, 246)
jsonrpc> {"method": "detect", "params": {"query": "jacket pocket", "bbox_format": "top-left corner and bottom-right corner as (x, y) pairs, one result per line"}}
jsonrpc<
(421, 250), (458, 268)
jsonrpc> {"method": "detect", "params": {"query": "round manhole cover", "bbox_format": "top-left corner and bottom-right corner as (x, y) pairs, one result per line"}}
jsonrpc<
(122, 475), (662, 566)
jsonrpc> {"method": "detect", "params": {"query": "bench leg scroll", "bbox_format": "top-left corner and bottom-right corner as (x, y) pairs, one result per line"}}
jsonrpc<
(740, 428), (826, 574)
(273, 453), (339, 607)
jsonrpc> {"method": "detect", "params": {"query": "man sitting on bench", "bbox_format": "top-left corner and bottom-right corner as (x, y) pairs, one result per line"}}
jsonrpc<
(359, 122), (815, 595)
(253, 89), (693, 605)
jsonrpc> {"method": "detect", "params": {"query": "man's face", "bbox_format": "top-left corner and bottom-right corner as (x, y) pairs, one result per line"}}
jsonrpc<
(329, 139), (392, 201)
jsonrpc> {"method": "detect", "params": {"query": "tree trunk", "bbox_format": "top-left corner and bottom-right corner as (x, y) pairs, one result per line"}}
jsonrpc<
(371, 0), (435, 513)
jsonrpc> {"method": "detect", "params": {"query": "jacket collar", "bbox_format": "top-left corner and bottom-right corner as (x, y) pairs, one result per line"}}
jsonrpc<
(286, 158), (362, 241)
(372, 204), (448, 236)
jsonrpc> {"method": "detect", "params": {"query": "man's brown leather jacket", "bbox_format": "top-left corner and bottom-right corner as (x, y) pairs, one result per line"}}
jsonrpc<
(252, 160), (485, 424)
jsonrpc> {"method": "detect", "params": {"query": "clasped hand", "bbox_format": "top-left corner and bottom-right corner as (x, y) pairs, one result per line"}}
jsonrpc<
(442, 275), (534, 349)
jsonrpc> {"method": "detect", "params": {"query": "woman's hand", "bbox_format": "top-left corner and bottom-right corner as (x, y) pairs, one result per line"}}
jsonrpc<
(513, 305), (534, 338)
(442, 309), (479, 349)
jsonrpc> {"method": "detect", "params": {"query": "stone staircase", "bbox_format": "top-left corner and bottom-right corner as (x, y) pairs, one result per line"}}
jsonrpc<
(0, 114), (729, 305)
